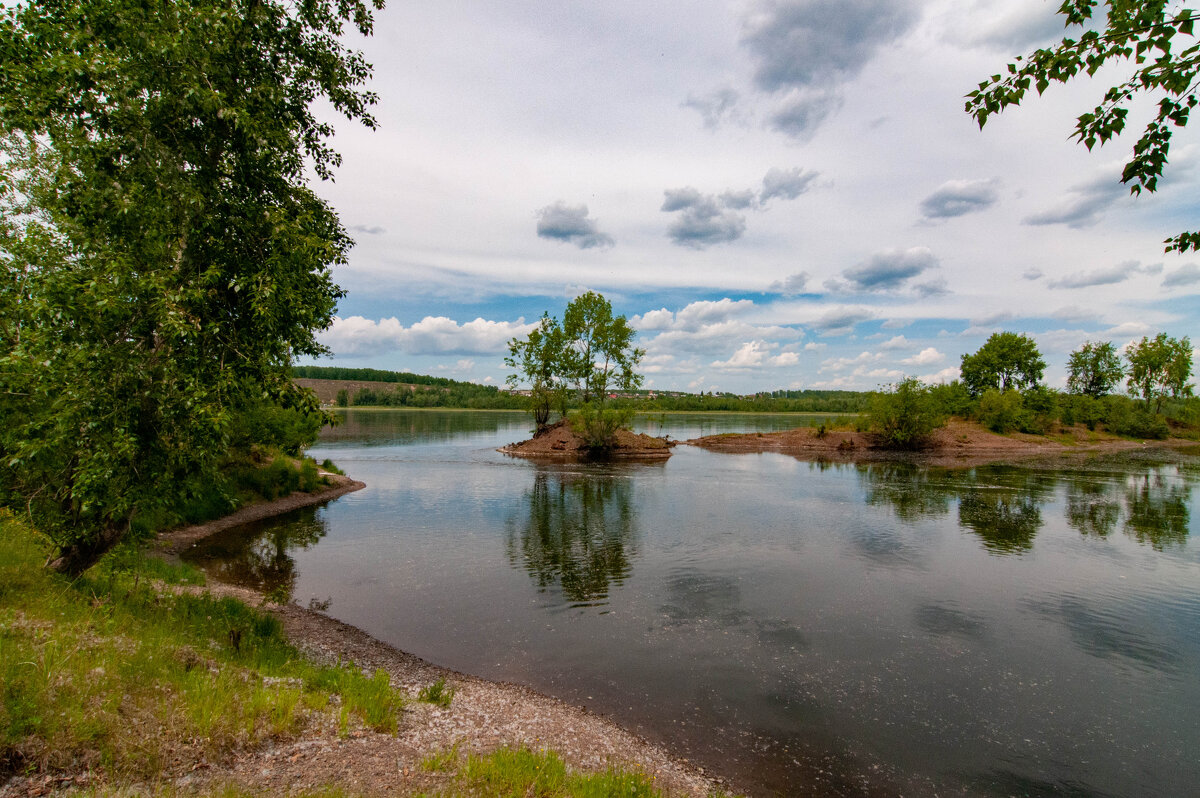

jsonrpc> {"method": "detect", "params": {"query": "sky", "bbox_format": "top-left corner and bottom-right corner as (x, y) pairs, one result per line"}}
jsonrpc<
(304, 0), (1200, 393)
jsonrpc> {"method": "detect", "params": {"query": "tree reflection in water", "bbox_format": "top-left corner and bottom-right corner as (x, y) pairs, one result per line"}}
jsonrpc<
(857, 462), (955, 521)
(856, 462), (1191, 555)
(505, 466), (644, 608)
(1124, 471), (1191, 549)
(187, 510), (328, 602)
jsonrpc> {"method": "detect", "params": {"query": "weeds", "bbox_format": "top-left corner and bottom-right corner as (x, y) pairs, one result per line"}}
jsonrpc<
(418, 677), (455, 708)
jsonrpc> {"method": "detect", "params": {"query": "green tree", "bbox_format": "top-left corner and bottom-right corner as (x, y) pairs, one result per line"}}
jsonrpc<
(505, 313), (569, 432)
(967, 1), (1200, 251)
(0, 0), (382, 572)
(960, 332), (1047, 396)
(1066, 340), (1126, 397)
(1125, 332), (1194, 412)
(867, 377), (946, 450)
(561, 291), (645, 403)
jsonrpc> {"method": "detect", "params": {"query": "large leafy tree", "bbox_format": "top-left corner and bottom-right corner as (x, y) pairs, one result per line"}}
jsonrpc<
(1125, 332), (1194, 412)
(1066, 340), (1125, 396)
(560, 291), (644, 404)
(967, 1), (1200, 251)
(0, 0), (383, 572)
(960, 332), (1047, 396)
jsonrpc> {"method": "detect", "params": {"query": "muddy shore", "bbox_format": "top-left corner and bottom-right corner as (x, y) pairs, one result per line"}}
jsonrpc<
(685, 418), (1199, 467)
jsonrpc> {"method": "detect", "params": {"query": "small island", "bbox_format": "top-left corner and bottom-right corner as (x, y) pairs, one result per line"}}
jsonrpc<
(502, 418), (673, 459)
(502, 291), (674, 458)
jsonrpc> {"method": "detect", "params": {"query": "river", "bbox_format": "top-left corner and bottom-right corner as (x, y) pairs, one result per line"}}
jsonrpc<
(186, 409), (1200, 797)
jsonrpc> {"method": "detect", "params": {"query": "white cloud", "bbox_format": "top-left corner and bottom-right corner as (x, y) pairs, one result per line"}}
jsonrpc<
(319, 315), (536, 357)
(901, 347), (945, 366)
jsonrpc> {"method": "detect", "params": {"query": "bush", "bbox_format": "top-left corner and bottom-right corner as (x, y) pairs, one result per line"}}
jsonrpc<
(978, 388), (1026, 433)
(927, 380), (974, 418)
(1021, 385), (1059, 434)
(1060, 394), (1103, 430)
(569, 403), (635, 449)
(227, 401), (324, 456)
(1109, 407), (1170, 439)
(867, 378), (945, 450)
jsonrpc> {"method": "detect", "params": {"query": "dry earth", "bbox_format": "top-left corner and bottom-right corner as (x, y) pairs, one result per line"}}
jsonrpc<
(686, 418), (1198, 467)
(500, 419), (673, 459)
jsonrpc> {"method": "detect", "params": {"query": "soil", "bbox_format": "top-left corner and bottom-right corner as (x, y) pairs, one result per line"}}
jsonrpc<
(501, 419), (674, 460)
(686, 418), (1199, 467)
(30, 471), (724, 798)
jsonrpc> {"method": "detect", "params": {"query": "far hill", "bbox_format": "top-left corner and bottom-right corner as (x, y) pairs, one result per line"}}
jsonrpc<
(292, 365), (869, 413)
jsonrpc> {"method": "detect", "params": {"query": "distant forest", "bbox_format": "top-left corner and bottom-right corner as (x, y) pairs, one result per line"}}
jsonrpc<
(292, 365), (867, 413)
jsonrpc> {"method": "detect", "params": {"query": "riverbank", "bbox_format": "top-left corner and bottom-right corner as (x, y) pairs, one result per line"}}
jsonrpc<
(137, 479), (725, 797)
(686, 418), (1200, 467)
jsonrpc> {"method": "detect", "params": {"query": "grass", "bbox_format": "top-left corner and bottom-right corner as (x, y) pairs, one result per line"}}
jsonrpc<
(417, 677), (455, 708)
(421, 746), (666, 797)
(0, 511), (405, 781)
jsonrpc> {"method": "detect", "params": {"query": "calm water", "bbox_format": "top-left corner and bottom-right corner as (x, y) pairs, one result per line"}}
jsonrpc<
(187, 410), (1200, 797)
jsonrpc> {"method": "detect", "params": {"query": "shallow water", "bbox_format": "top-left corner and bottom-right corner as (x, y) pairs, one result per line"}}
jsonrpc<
(187, 410), (1200, 797)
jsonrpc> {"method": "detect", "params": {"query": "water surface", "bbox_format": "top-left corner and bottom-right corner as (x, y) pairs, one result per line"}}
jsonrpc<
(187, 410), (1200, 797)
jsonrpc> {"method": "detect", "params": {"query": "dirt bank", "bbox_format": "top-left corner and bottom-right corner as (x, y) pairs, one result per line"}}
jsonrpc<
(141, 474), (723, 798)
(155, 473), (366, 554)
(686, 418), (1199, 467)
(501, 419), (674, 460)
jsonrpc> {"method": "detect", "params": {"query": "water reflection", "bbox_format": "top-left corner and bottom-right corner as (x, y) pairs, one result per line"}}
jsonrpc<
(1124, 473), (1191, 549)
(184, 509), (328, 602)
(505, 466), (648, 608)
(858, 462), (953, 521)
(859, 463), (1192, 555)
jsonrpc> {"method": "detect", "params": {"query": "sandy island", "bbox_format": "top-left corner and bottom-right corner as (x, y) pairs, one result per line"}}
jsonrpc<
(500, 419), (674, 459)
(143, 473), (722, 798)
(686, 418), (1200, 467)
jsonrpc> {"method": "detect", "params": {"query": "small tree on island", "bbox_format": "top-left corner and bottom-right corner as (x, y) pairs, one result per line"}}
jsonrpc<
(505, 292), (644, 444)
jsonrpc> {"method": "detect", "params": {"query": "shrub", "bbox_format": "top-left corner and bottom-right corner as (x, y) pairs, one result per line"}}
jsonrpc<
(1021, 385), (1059, 434)
(927, 380), (974, 418)
(570, 403), (635, 449)
(867, 378), (945, 450)
(978, 388), (1025, 433)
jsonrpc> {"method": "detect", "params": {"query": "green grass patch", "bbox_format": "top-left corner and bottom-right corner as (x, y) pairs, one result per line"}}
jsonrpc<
(450, 747), (662, 798)
(0, 512), (404, 781)
(417, 677), (455, 708)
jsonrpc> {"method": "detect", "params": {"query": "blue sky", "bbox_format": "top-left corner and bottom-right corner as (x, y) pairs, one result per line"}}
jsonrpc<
(305, 0), (1200, 393)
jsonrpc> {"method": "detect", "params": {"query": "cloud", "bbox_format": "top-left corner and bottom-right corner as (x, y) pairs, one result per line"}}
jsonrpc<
(661, 187), (747, 248)
(741, 0), (921, 138)
(959, 2), (1072, 50)
(719, 189), (759, 209)
(683, 87), (741, 129)
(1023, 268), (1044, 281)
(711, 340), (800, 370)
(768, 271), (810, 295)
(832, 247), (938, 292)
(675, 298), (756, 329)
(767, 89), (843, 139)
(918, 366), (961, 385)
(919, 178), (1000, 220)
(760, 166), (820, 203)
(880, 335), (910, 350)
(743, 0), (921, 92)
(319, 315), (536, 357)
(536, 202), (615, 249)
(812, 307), (874, 335)
(902, 347), (945, 366)
(1023, 172), (1128, 228)
(350, 224), (386, 235)
(1163, 263), (1200, 288)
(1046, 261), (1144, 289)
(820, 351), (883, 373)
